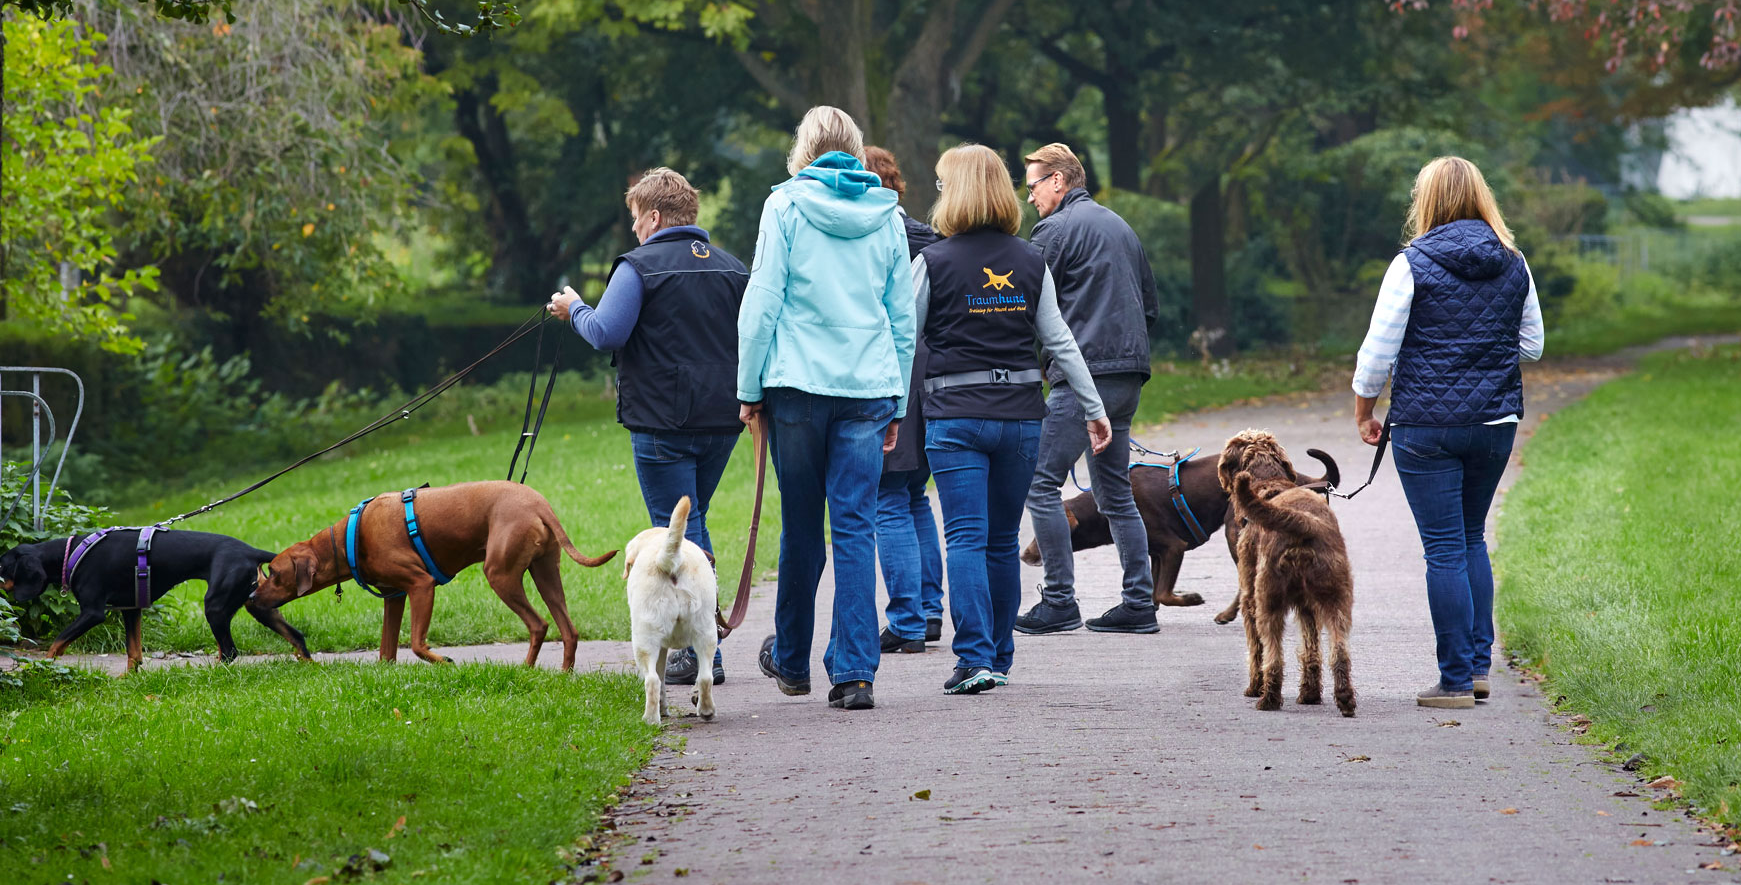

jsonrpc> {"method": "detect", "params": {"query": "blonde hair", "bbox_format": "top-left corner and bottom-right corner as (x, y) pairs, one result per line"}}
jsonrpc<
(863, 146), (905, 196)
(930, 144), (1022, 238)
(1406, 156), (1519, 254)
(1022, 142), (1086, 190)
(625, 167), (699, 228)
(787, 106), (865, 176)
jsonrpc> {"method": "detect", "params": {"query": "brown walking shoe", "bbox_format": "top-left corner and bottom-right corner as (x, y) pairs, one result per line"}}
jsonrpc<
(1417, 684), (1476, 709)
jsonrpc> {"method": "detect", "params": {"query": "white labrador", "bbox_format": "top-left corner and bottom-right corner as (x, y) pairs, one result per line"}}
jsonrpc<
(623, 496), (718, 726)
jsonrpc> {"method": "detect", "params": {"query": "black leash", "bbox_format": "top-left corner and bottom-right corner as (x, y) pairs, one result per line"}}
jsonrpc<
(1329, 418), (1392, 500)
(155, 306), (550, 527)
(506, 317), (562, 483)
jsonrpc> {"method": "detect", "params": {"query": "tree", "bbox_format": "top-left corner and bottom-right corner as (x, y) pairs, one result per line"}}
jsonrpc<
(1, 15), (159, 352)
(1, 0), (523, 38)
(1390, 0), (1740, 74)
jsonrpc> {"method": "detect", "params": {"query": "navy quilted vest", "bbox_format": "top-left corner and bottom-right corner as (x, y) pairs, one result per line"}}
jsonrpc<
(1390, 219), (1529, 426)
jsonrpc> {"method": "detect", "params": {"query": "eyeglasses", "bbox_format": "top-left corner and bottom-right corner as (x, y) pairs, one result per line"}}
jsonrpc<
(1026, 172), (1054, 191)
(935, 179), (944, 192)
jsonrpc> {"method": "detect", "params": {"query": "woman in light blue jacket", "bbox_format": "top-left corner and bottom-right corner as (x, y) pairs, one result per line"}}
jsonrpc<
(740, 105), (916, 712)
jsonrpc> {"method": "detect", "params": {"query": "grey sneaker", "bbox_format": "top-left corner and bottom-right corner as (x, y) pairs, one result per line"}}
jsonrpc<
(1085, 602), (1160, 634)
(1472, 675), (1491, 700)
(1013, 600), (1083, 635)
(1417, 683), (1475, 709)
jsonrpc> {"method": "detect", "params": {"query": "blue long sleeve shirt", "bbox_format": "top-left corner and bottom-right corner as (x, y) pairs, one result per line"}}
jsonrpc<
(568, 225), (710, 350)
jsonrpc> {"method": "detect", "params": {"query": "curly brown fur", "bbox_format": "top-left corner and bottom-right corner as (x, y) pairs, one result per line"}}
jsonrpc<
(1228, 440), (1356, 717)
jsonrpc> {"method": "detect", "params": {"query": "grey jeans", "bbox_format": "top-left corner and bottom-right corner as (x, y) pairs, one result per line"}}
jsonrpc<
(1025, 373), (1153, 609)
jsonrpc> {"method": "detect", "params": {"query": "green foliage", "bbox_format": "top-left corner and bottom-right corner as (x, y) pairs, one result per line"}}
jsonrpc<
(0, 662), (658, 881)
(1496, 345), (1741, 826)
(2, 0), (524, 38)
(0, 15), (160, 353)
(1, 460), (117, 640)
(1623, 191), (1684, 229)
(0, 655), (105, 703)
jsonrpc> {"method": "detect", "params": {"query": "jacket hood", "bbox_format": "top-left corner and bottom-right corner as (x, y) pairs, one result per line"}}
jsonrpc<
(1411, 218), (1512, 281)
(776, 151), (897, 239)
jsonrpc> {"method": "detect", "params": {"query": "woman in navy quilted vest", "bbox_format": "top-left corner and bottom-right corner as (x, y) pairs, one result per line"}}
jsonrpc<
(913, 144), (1109, 695)
(1352, 156), (1544, 710)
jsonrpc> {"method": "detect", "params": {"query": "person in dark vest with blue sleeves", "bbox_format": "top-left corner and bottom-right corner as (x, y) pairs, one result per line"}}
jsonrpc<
(914, 144), (1110, 695)
(547, 167), (750, 686)
(1352, 156), (1544, 710)
(864, 145), (945, 654)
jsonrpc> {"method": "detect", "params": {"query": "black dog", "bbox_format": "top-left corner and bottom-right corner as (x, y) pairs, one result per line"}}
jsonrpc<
(0, 530), (311, 671)
(1020, 449), (1339, 621)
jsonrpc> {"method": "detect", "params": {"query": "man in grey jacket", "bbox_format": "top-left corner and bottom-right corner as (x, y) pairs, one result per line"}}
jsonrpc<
(1015, 142), (1163, 635)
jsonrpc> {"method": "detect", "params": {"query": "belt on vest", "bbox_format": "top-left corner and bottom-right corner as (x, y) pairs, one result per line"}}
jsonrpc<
(923, 368), (1043, 395)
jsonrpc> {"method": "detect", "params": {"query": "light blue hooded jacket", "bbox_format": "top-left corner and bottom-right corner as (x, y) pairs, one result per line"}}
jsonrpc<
(737, 151), (916, 417)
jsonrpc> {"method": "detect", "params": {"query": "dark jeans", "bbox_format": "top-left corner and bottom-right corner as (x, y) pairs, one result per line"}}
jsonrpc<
(1026, 373), (1153, 609)
(877, 468), (944, 640)
(927, 417), (1040, 672)
(629, 430), (739, 556)
(1391, 422), (1517, 691)
(763, 388), (895, 686)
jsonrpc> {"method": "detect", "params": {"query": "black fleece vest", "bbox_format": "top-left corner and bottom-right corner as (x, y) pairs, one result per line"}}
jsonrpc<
(612, 234), (749, 433)
(919, 229), (1046, 420)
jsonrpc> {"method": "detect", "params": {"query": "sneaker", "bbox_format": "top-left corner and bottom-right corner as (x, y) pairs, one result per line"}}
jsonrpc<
(988, 671), (1009, 687)
(663, 647), (726, 685)
(880, 627), (925, 655)
(1013, 600), (1083, 635)
(1085, 602), (1160, 634)
(1472, 674), (1491, 700)
(827, 680), (874, 709)
(1417, 683), (1475, 709)
(757, 634), (810, 696)
(925, 617), (942, 642)
(944, 667), (995, 695)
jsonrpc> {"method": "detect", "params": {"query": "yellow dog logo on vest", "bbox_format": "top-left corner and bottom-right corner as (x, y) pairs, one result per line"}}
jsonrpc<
(691, 241), (711, 259)
(982, 268), (1013, 290)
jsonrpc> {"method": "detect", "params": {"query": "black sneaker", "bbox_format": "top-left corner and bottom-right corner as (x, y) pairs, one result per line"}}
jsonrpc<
(880, 627), (925, 654)
(827, 680), (874, 709)
(663, 647), (726, 685)
(757, 634), (810, 696)
(925, 617), (942, 642)
(1013, 600), (1083, 635)
(1086, 602), (1161, 634)
(944, 667), (994, 695)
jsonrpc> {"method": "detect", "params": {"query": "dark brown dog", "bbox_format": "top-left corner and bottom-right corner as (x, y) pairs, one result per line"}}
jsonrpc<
(1020, 447), (1338, 617)
(250, 481), (616, 670)
(1220, 430), (1355, 716)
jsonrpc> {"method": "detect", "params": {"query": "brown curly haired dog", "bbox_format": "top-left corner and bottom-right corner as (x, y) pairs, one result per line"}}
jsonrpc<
(1218, 430), (1356, 716)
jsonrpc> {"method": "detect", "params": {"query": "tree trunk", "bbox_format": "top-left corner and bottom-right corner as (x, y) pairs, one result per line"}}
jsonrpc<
(808, 0), (873, 127)
(454, 82), (548, 302)
(1104, 80), (1142, 191)
(884, 2), (958, 216)
(1189, 177), (1234, 358)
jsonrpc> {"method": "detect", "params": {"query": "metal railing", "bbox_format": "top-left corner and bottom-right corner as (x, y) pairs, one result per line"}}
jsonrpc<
(0, 367), (85, 533)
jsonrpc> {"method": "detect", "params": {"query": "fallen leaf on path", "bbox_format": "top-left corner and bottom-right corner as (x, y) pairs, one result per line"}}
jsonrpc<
(1253, 844), (1264, 850)
(1597, 811), (1610, 816)
(1435, 719), (1461, 727)
(1630, 839), (1657, 847)
(1612, 791), (1639, 797)
(1340, 754), (1370, 763)
(1700, 861), (1727, 871)
(1499, 808), (1519, 815)
(1645, 775), (1682, 791)
(911, 790), (931, 801)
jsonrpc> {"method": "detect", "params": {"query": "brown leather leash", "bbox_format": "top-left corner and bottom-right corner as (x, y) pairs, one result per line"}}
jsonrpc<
(716, 413), (767, 639)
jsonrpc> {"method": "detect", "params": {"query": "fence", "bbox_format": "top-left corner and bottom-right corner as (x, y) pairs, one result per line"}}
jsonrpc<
(0, 367), (85, 532)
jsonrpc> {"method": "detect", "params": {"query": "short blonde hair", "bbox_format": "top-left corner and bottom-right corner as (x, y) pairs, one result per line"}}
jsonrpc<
(1022, 142), (1086, 190)
(1406, 156), (1519, 254)
(930, 144), (1022, 238)
(625, 167), (699, 228)
(863, 146), (905, 196)
(787, 106), (865, 176)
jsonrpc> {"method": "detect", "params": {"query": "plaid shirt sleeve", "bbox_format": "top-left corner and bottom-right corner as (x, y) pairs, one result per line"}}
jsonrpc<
(1351, 253), (1414, 398)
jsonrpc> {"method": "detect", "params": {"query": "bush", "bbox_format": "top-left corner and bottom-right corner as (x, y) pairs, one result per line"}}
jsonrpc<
(1, 460), (118, 641)
(1624, 191), (1684, 230)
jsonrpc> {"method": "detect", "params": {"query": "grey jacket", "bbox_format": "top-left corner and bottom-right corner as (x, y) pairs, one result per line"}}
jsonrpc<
(1029, 188), (1159, 384)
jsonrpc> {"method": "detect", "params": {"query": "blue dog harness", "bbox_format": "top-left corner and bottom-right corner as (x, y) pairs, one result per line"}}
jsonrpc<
(1068, 445), (1213, 547)
(342, 488), (451, 601)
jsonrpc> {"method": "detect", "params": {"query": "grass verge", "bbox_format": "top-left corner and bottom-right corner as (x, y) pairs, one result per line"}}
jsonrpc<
(1549, 299), (1741, 358)
(0, 662), (657, 884)
(1494, 344), (1741, 826)
(1133, 354), (1340, 428)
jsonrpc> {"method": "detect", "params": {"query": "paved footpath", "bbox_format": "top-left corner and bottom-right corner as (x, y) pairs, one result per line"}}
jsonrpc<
(40, 342), (1740, 884)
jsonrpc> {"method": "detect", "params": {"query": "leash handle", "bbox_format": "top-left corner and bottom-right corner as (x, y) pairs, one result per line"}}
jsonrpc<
(1330, 418), (1392, 500)
(718, 413), (766, 639)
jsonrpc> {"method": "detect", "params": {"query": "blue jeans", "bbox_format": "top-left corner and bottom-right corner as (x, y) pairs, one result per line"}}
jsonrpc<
(628, 430), (740, 556)
(1391, 422), (1517, 691)
(877, 469), (944, 640)
(927, 417), (1041, 672)
(763, 389), (895, 686)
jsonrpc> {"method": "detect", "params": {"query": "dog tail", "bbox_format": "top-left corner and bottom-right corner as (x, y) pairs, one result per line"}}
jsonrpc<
(650, 497), (692, 578)
(1234, 472), (1330, 539)
(537, 500), (618, 568)
(1303, 448), (1341, 490)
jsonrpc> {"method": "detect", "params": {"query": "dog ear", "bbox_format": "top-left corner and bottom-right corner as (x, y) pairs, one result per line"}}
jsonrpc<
(1217, 441), (1243, 493)
(292, 549), (316, 599)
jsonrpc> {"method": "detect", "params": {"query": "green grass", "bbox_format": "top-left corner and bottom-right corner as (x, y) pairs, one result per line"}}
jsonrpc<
(1494, 344), (1741, 826)
(98, 395), (777, 655)
(1675, 196), (1741, 222)
(1133, 355), (1339, 427)
(0, 662), (657, 883)
(1550, 299), (1741, 357)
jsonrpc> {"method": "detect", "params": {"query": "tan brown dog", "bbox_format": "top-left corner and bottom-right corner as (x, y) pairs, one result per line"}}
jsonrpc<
(1219, 430), (1355, 716)
(251, 481), (616, 670)
(1021, 448), (1339, 617)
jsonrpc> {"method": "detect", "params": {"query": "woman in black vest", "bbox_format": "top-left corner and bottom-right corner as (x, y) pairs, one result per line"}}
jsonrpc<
(915, 144), (1110, 695)
(1351, 156), (1544, 710)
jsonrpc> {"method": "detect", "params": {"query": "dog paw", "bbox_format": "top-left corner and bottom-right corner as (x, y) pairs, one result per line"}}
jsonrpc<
(1255, 696), (1282, 712)
(1214, 614), (1236, 625)
(1298, 692), (1322, 705)
(1243, 685), (1263, 698)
